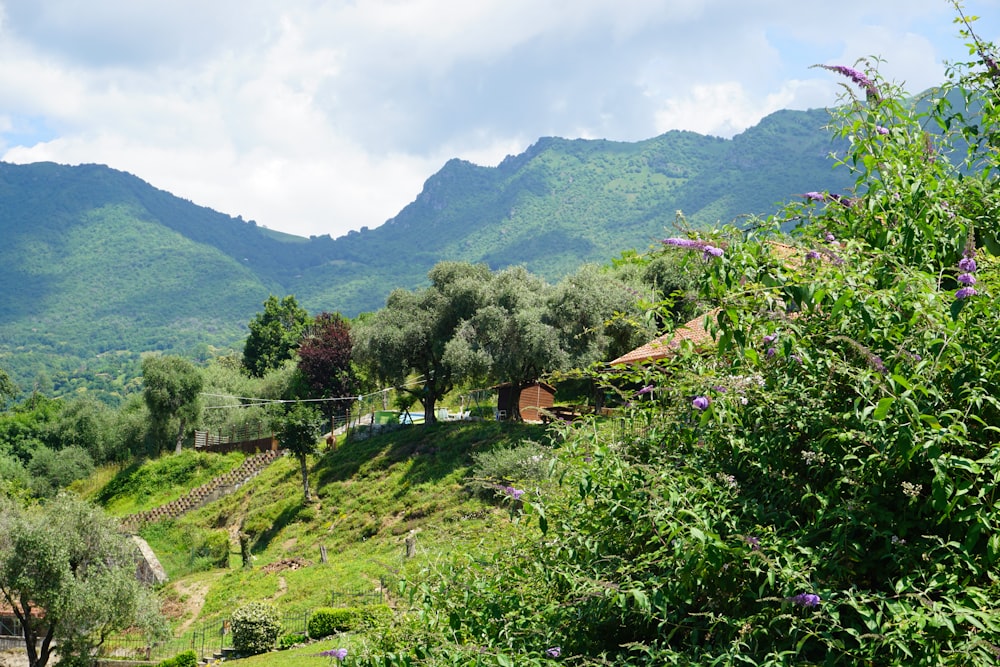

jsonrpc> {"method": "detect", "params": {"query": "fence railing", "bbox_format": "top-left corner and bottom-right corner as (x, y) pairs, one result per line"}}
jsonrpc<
(95, 591), (390, 663)
(331, 586), (386, 608)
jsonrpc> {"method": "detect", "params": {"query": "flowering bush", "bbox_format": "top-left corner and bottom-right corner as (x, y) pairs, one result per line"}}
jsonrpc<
(348, 11), (1000, 667)
(230, 601), (281, 656)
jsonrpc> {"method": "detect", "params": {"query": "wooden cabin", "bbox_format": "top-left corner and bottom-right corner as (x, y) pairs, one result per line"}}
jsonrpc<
(495, 381), (556, 422)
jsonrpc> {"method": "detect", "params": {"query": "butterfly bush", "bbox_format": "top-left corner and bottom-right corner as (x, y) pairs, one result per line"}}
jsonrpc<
(815, 63), (881, 101)
(347, 12), (1000, 667)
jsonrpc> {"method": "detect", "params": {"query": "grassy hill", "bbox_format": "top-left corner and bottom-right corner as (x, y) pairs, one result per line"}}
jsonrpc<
(79, 420), (551, 659)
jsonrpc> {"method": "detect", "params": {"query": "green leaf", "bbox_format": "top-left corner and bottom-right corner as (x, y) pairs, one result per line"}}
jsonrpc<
(630, 588), (651, 613)
(872, 397), (895, 421)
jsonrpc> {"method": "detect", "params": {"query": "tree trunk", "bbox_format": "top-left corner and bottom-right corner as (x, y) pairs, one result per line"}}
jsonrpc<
(421, 394), (437, 426)
(510, 384), (524, 421)
(174, 417), (187, 455)
(299, 454), (311, 502)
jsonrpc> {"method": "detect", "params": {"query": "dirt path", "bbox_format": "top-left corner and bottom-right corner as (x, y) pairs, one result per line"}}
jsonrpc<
(0, 649), (28, 667)
(166, 574), (222, 635)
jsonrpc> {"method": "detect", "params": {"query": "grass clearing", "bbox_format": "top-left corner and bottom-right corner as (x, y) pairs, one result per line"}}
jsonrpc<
(92, 420), (552, 659)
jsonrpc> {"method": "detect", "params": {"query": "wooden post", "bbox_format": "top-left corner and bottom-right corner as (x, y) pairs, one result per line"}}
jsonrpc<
(405, 531), (416, 558)
(320, 545), (328, 564)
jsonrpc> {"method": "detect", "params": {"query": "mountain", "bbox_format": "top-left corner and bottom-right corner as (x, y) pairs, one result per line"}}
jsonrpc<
(0, 107), (853, 402)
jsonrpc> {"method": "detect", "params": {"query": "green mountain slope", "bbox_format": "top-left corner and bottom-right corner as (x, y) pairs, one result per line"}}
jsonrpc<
(0, 107), (853, 399)
(299, 108), (850, 313)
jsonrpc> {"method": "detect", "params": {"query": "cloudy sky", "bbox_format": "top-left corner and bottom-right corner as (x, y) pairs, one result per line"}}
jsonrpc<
(0, 1), (997, 239)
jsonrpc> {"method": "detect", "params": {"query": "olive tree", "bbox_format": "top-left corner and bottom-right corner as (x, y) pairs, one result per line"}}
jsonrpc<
(353, 262), (489, 425)
(142, 355), (204, 455)
(0, 495), (167, 667)
(445, 267), (568, 421)
(276, 403), (323, 502)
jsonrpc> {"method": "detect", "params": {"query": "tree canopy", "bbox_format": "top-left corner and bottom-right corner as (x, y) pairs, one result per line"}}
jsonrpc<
(242, 295), (311, 378)
(295, 312), (354, 422)
(0, 495), (167, 667)
(142, 354), (204, 455)
(276, 403), (324, 502)
(353, 262), (490, 425)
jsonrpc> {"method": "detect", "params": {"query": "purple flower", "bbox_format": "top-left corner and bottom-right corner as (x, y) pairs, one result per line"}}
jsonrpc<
(824, 232), (836, 242)
(766, 347), (777, 358)
(959, 256), (977, 272)
(692, 396), (710, 410)
(662, 237), (724, 259)
(802, 191), (825, 202)
(702, 245), (724, 259)
(956, 286), (978, 300)
(636, 384), (654, 396)
(504, 486), (525, 500)
(872, 356), (886, 374)
(663, 237), (708, 249)
(762, 333), (778, 344)
(958, 273), (977, 285)
(320, 648), (349, 661)
(744, 535), (760, 551)
(712, 385), (727, 393)
(816, 63), (881, 101)
(788, 593), (821, 607)
(875, 125), (890, 135)
(805, 250), (821, 261)
(791, 354), (803, 365)
(546, 647), (562, 658)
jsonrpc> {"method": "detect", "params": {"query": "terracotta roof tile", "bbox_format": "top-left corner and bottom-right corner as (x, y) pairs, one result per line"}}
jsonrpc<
(610, 310), (718, 365)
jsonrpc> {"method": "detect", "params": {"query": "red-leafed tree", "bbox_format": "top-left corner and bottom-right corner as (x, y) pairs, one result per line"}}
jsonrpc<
(296, 312), (355, 422)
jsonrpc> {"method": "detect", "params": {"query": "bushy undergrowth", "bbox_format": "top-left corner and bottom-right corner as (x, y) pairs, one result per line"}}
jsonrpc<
(470, 439), (557, 498)
(345, 20), (1000, 667)
(156, 649), (198, 667)
(307, 607), (356, 638)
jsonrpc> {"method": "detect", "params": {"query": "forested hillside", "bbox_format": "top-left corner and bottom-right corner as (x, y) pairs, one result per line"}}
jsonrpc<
(0, 107), (852, 401)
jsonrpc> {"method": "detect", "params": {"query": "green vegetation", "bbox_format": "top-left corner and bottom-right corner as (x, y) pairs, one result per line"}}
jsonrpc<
(93, 449), (247, 516)
(307, 607), (357, 639)
(230, 601), (282, 656)
(0, 108), (852, 403)
(9, 12), (1000, 665)
(0, 495), (167, 667)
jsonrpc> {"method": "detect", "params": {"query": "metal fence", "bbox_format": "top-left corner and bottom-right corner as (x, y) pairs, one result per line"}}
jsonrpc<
(94, 594), (387, 663)
(98, 624), (213, 663)
(330, 586), (386, 608)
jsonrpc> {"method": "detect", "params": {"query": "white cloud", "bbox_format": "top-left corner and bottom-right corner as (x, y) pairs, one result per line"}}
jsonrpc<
(0, 0), (997, 238)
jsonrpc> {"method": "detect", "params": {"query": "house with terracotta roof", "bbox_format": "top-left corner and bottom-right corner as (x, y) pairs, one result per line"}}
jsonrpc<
(610, 239), (822, 366)
(609, 310), (718, 366)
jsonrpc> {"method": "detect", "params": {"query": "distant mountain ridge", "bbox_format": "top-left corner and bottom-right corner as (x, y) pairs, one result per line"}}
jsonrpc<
(0, 106), (853, 401)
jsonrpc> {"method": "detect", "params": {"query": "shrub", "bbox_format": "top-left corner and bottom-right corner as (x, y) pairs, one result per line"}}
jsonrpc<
(308, 607), (358, 639)
(356, 604), (393, 630)
(278, 632), (307, 649)
(191, 529), (230, 570)
(230, 601), (281, 655)
(157, 649), (198, 667)
(471, 440), (555, 497)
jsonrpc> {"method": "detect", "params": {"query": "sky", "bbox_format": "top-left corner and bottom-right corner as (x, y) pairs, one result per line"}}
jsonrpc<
(0, 1), (998, 240)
